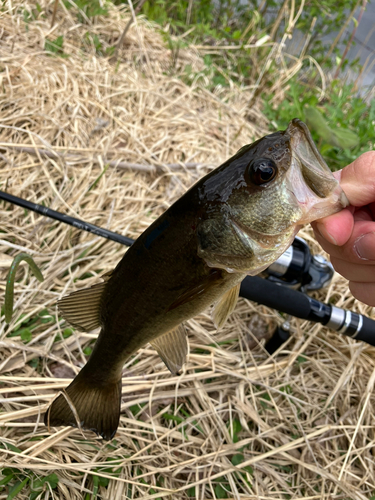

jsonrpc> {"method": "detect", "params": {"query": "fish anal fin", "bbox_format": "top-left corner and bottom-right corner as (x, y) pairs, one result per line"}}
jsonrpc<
(212, 283), (241, 329)
(44, 370), (121, 440)
(57, 281), (107, 332)
(150, 324), (188, 375)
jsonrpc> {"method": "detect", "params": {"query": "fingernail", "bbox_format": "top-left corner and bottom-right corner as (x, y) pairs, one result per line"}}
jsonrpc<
(316, 222), (338, 245)
(354, 232), (375, 261)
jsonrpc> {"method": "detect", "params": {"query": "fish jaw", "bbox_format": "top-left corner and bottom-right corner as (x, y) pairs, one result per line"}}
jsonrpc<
(286, 118), (349, 224)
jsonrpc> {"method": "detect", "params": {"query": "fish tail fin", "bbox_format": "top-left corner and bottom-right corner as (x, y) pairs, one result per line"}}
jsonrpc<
(44, 369), (122, 440)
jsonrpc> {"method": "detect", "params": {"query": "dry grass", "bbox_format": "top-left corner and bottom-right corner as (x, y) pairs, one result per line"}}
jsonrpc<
(1, 1), (375, 499)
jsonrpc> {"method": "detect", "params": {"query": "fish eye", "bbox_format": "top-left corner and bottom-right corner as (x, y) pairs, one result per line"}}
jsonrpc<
(247, 158), (277, 185)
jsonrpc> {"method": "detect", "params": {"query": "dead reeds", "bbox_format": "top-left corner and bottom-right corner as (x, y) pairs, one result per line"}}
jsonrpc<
(0, 1), (374, 499)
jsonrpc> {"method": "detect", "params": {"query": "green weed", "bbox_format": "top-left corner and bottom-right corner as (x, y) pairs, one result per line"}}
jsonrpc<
(228, 418), (242, 443)
(263, 79), (375, 170)
(0, 459), (59, 500)
(45, 35), (67, 57)
(130, 1), (374, 173)
(6, 308), (55, 344)
(63, 0), (109, 20)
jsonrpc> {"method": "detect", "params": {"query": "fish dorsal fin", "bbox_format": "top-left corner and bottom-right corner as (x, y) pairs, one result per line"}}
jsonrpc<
(150, 325), (188, 375)
(101, 269), (113, 281)
(212, 283), (241, 329)
(57, 281), (107, 332)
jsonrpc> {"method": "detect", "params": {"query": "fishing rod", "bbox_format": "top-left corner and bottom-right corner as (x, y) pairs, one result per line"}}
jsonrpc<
(0, 190), (134, 247)
(1, 189), (375, 348)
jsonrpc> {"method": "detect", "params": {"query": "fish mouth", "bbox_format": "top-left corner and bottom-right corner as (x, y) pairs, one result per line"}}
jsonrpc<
(287, 119), (329, 179)
(286, 119), (349, 223)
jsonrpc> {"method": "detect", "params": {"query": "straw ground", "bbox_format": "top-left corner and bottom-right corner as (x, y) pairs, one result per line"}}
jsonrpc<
(1, 1), (375, 499)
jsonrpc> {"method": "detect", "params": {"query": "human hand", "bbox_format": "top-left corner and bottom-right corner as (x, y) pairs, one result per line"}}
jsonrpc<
(311, 151), (375, 306)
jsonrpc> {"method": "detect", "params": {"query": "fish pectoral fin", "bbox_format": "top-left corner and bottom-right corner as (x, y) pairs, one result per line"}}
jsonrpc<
(150, 324), (188, 375)
(44, 369), (122, 440)
(212, 283), (241, 329)
(57, 281), (107, 332)
(167, 269), (222, 311)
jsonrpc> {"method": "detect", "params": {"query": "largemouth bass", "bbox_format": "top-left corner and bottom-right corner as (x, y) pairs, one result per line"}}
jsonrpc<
(45, 119), (348, 439)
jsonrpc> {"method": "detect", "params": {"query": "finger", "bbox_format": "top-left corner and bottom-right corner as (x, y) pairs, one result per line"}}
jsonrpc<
(331, 256), (375, 282)
(313, 220), (375, 263)
(311, 152), (375, 245)
(312, 208), (354, 246)
(338, 151), (375, 207)
(353, 207), (374, 222)
(349, 281), (375, 307)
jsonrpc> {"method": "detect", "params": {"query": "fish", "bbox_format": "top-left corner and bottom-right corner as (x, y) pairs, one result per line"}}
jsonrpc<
(44, 119), (348, 440)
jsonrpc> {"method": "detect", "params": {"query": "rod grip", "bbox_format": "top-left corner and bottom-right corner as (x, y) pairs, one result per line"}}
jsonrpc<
(351, 315), (375, 346)
(240, 276), (311, 319)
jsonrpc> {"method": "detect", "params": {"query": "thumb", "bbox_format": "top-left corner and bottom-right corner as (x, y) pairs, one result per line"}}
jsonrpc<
(312, 151), (375, 247)
(337, 151), (375, 207)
